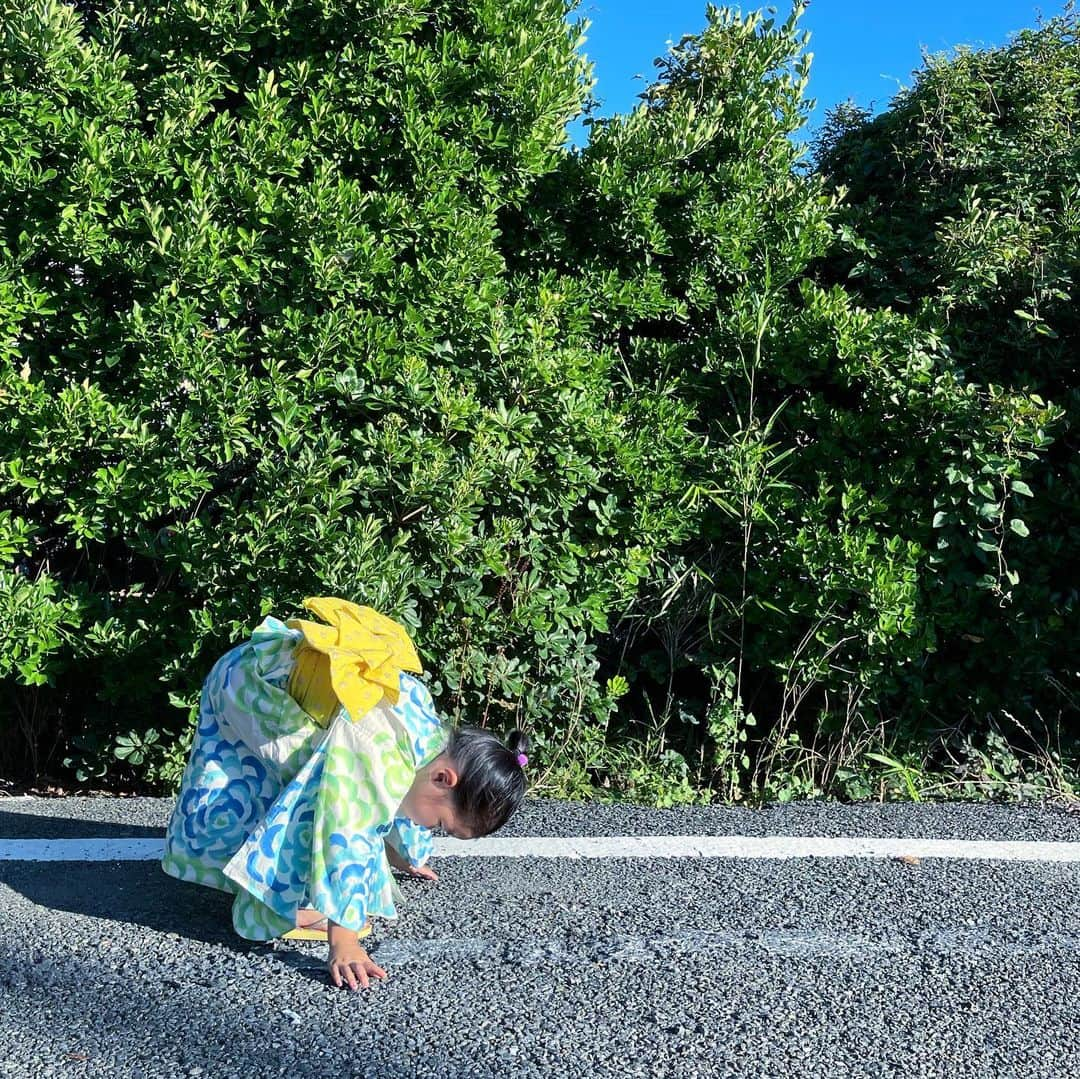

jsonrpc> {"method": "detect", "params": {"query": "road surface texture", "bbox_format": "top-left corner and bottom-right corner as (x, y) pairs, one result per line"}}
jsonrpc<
(1, 797), (1078, 1078)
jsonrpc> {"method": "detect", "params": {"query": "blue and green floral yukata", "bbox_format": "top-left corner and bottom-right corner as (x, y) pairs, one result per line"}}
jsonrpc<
(161, 608), (448, 940)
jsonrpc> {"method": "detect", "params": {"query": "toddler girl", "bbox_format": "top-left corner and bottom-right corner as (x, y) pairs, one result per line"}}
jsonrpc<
(161, 597), (528, 990)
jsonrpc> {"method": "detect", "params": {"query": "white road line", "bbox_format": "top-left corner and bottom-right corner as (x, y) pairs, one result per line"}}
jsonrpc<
(0, 838), (165, 861)
(435, 834), (1080, 861)
(1, 834), (1080, 862)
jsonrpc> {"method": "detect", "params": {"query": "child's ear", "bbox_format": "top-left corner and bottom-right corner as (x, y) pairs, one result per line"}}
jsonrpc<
(432, 763), (460, 790)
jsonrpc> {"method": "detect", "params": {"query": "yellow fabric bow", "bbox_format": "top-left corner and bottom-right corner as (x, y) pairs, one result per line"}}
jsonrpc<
(285, 597), (422, 727)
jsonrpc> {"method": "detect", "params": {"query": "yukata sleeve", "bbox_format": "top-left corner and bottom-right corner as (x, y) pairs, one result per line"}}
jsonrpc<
(306, 707), (417, 931)
(385, 816), (435, 869)
(222, 704), (416, 937)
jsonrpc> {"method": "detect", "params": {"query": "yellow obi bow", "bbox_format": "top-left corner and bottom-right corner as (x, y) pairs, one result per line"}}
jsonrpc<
(285, 597), (422, 727)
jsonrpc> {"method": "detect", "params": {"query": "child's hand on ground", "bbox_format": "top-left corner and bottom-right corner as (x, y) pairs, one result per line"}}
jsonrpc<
(328, 942), (386, 991)
(402, 861), (438, 881)
(327, 924), (387, 991)
(385, 841), (439, 881)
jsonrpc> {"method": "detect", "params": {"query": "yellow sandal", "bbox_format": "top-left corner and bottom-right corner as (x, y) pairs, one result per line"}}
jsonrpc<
(282, 915), (372, 942)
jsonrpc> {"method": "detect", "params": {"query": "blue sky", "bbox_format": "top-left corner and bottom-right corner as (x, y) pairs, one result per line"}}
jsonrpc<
(567, 0), (1055, 145)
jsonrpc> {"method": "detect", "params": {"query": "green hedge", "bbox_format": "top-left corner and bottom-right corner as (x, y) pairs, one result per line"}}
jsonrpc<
(1, 1), (1075, 799)
(811, 13), (1080, 730)
(507, 5), (1074, 799)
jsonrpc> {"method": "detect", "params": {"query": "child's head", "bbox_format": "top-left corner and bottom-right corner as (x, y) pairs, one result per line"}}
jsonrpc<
(401, 727), (529, 839)
(444, 727), (529, 837)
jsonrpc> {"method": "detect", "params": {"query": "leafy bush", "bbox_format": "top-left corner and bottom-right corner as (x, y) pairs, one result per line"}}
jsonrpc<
(0, 0), (695, 784)
(812, 9), (1080, 734)
(0, 1), (1075, 799)
(508, 4), (1075, 796)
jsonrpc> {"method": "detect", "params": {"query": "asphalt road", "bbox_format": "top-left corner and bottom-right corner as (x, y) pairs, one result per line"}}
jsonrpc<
(1, 798), (1078, 1079)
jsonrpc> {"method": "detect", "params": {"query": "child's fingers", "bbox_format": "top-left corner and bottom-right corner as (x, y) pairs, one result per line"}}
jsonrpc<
(328, 956), (386, 990)
(329, 960), (359, 990)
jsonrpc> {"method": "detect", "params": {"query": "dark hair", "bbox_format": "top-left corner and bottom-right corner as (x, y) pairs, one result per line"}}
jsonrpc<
(446, 727), (529, 837)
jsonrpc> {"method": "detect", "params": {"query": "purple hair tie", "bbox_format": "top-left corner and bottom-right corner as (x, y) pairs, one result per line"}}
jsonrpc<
(516, 753), (528, 768)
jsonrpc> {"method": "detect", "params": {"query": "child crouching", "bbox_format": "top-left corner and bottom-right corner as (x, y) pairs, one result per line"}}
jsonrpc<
(161, 597), (528, 989)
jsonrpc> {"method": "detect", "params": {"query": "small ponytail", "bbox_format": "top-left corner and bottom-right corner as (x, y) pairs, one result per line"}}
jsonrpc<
(506, 728), (530, 769)
(446, 727), (529, 837)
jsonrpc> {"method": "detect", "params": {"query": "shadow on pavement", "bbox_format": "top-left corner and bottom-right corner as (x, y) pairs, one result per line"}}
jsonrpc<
(0, 857), (250, 949)
(0, 803), (245, 946)
(0, 807), (248, 950)
(0, 809), (400, 978)
(0, 807), (167, 840)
